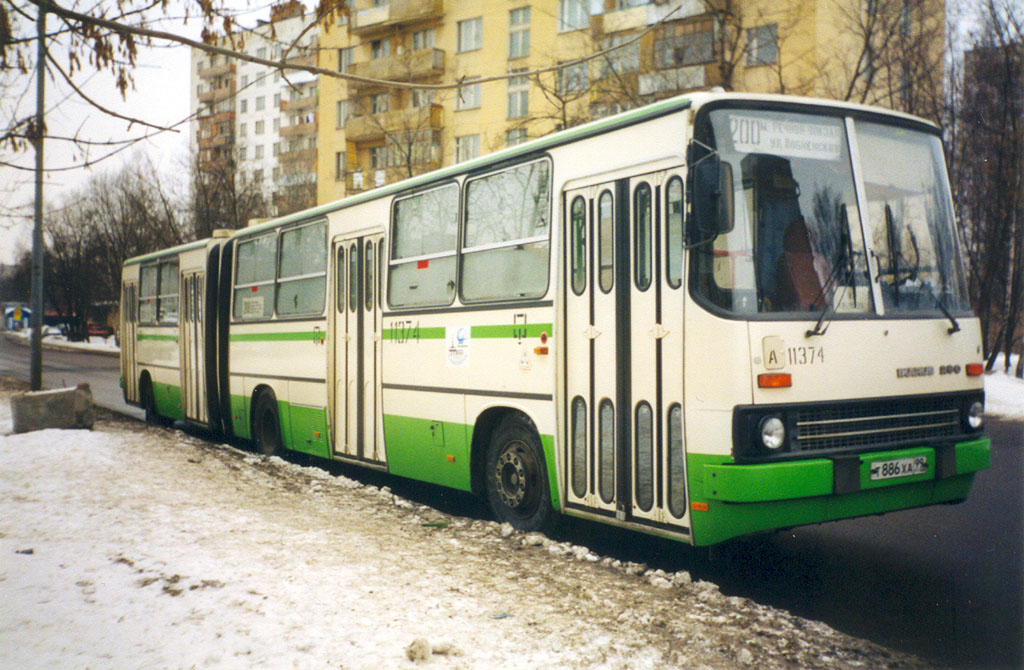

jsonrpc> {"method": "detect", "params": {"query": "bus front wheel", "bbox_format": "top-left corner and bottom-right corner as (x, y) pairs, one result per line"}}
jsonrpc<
(253, 391), (283, 457)
(484, 415), (553, 532)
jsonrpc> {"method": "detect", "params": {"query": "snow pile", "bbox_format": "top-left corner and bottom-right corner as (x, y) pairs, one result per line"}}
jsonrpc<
(985, 354), (1024, 420)
(0, 392), (932, 670)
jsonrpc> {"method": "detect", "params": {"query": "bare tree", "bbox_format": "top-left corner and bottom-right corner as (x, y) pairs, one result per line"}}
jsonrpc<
(947, 0), (1023, 376)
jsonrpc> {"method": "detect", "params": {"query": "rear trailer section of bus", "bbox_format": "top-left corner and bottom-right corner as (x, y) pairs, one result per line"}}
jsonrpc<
(682, 96), (990, 546)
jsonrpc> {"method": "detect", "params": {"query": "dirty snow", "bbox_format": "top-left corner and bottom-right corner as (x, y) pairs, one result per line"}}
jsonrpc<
(984, 354), (1024, 420)
(0, 383), (933, 670)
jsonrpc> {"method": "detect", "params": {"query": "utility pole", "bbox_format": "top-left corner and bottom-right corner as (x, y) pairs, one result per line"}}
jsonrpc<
(30, 5), (46, 391)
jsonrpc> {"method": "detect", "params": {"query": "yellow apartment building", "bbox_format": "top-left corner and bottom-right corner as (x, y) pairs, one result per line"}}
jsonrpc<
(311, 0), (945, 205)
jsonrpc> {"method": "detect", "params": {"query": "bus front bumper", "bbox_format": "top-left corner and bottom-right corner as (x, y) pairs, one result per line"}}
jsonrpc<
(687, 437), (991, 546)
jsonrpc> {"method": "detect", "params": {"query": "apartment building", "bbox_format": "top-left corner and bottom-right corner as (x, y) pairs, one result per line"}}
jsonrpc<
(312, 0), (944, 205)
(189, 0), (321, 216)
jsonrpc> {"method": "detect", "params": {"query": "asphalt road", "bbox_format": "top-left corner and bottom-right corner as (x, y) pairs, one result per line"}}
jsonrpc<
(1, 334), (1020, 669)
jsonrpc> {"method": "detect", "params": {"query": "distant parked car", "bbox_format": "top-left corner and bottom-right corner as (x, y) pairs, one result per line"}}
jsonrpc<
(87, 322), (114, 338)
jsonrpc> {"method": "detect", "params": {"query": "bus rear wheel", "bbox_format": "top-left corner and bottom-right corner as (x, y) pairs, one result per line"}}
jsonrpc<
(141, 378), (172, 427)
(253, 391), (283, 457)
(484, 415), (553, 532)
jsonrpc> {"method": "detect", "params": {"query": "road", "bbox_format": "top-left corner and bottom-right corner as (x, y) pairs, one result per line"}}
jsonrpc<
(1, 334), (1020, 669)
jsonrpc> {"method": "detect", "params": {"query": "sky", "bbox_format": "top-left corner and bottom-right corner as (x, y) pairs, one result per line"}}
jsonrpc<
(0, 1), (262, 265)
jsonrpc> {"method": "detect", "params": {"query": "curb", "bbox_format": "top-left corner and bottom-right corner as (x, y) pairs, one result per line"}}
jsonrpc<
(2, 331), (120, 358)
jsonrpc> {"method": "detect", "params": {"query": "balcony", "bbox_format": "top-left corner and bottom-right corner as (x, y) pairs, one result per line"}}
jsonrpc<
(351, 0), (443, 34)
(348, 48), (444, 85)
(284, 52), (316, 69)
(198, 83), (235, 103)
(211, 110), (235, 124)
(198, 133), (234, 150)
(344, 103), (442, 143)
(638, 65), (706, 96)
(348, 160), (441, 192)
(198, 62), (236, 79)
(591, 5), (646, 33)
(279, 147), (318, 164)
(280, 95), (317, 112)
(280, 119), (317, 137)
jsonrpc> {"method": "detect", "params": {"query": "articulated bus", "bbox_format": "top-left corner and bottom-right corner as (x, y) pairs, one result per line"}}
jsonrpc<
(121, 92), (990, 546)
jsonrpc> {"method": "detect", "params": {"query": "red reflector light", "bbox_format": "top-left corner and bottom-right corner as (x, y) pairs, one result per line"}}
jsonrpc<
(691, 502), (709, 512)
(533, 346), (549, 355)
(416, 259), (430, 269)
(758, 373), (792, 388)
(966, 363), (984, 376)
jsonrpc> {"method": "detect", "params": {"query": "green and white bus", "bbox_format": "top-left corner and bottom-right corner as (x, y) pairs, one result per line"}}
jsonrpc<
(121, 91), (990, 546)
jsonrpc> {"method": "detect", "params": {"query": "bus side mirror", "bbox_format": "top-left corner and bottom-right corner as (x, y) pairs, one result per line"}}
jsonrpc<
(691, 159), (734, 240)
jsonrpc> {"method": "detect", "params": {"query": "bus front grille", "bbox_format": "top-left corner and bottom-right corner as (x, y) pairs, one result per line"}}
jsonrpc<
(792, 398), (962, 452)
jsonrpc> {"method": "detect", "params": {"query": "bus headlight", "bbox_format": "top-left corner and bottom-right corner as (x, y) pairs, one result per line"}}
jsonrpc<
(967, 401), (984, 430)
(759, 416), (786, 450)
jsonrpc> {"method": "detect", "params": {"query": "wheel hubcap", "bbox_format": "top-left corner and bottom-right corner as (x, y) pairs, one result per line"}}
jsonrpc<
(495, 441), (533, 510)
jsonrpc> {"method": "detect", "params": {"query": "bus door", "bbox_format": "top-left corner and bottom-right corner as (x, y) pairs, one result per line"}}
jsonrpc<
(180, 271), (206, 423)
(121, 281), (138, 403)
(332, 234), (385, 464)
(563, 169), (690, 532)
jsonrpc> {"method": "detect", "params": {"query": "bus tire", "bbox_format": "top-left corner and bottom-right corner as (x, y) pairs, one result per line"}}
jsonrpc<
(484, 415), (553, 532)
(253, 391), (283, 457)
(141, 377), (172, 427)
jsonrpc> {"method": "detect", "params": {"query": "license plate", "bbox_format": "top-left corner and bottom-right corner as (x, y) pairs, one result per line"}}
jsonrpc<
(869, 456), (928, 481)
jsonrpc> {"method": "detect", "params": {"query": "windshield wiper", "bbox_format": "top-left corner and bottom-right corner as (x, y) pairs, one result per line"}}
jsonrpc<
(927, 287), (961, 334)
(807, 205), (854, 338)
(884, 204), (900, 307)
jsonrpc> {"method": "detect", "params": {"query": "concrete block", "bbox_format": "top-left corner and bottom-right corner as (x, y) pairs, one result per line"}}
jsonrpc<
(10, 383), (95, 433)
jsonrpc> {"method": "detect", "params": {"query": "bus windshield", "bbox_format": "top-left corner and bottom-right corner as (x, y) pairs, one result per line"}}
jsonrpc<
(691, 108), (970, 318)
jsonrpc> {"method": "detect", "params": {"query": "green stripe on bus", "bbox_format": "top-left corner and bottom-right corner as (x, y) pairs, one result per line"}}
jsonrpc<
(380, 324), (553, 341)
(137, 334), (178, 342)
(471, 323), (552, 339)
(229, 331), (326, 342)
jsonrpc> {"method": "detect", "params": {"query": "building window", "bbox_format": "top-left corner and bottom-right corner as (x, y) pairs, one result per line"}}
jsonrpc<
(654, 23), (714, 68)
(238, 146), (247, 160)
(273, 93), (281, 107)
(255, 145), (264, 159)
(601, 34), (640, 76)
(557, 61), (589, 94)
(455, 79), (481, 110)
(335, 151), (346, 181)
(273, 142), (281, 156)
(255, 120), (265, 135)
(336, 100), (349, 127)
(241, 74), (249, 87)
(558, 0), (588, 32)
(509, 7), (530, 59)
(746, 24), (778, 66)
(256, 47), (266, 59)
(455, 134), (480, 162)
(239, 122), (247, 137)
(506, 128), (527, 146)
(412, 28), (436, 50)
(240, 99), (248, 113)
(256, 96), (266, 111)
(254, 168), (264, 183)
(369, 145), (387, 169)
(507, 72), (529, 118)
(273, 117), (280, 131)
(338, 47), (354, 72)
(411, 89), (433, 108)
(371, 38), (390, 59)
(371, 92), (389, 114)
(458, 17), (483, 53)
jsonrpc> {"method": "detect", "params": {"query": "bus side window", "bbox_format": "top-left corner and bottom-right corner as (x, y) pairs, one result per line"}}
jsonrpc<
(139, 264), (158, 324)
(598, 190), (614, 293)
(233, 234), (277, 320)
(389, 183), (459, 308)
(461, 159), (551, 302)
(277, 220), (327, 317)
(570, 196), (586, 295)
(634, 182), (652, 291)
(666, 177), (684, 288)
(157, 260), (179, 324)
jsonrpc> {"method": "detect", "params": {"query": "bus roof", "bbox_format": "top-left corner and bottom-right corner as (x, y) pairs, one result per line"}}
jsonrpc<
(123, 238), (211, 266)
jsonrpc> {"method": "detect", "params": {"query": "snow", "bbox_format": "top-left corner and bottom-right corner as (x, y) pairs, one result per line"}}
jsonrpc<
(984, 354), (1024, 420)
(0, 388), (933, 670)
(5, 327), (120, 354)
